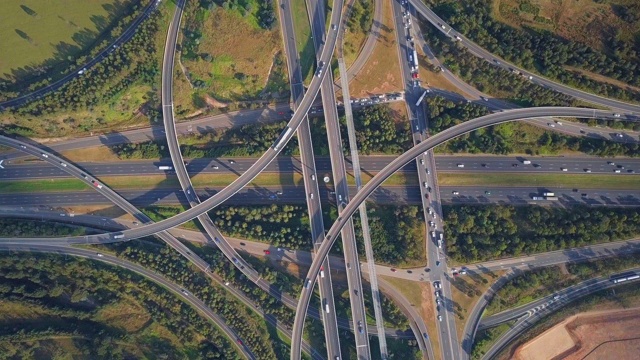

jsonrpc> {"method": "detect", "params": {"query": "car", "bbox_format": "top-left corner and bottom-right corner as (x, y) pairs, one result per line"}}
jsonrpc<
(277, 247), (283, 252)
(347, 263), (351, 269)
(555, 121), (563, 125)
(614, 169), (621, 173)
(436, 261), (440, 266)
(435, 290), (441, 298)
(214, 237), (220, 243)
(616, 133), (624, 138)
(309, 193), (314, 199)
(548, 123), (555, 127)
(434, 281), (442, 289)
(553, 295), (561, 300)
(310, 174), (316, 181)
(96, 253), (104, 257)
(584, 168), (592, 173)
(440, 24), (446, 30)
(390, 268), (397, 272)
(263, 250), (271, 255)
(415, 124), (419, 131)
(60, 162), (67, 167)
(232, 257), (239, 264)
(20, 145), (26, 149)
(608, 161), (615, 165)
(481, 163), (488, 168)
(133, 221), (139, 225)
(452, 191), (459, 195)
(425, 193), (430, 200)
(423, 333), (428, 339)
(618, 165), (625, 169)
(614, 113), (621, 118)
(41, 153), (48, 158)
(304, 278), (311, 288)
(582, 193), (588, 197)
(494, 59), (500, 64)
(423, 182), (428, 188)
(357, 321), (363, 334)
(533, 164), (541, 168)
(512, 163), (518, 167)
(457, 163), (464, 168)
(181, 289), (189, 296)
(485, 191), (491, 195)
(420, 159), (424, 165)
(438, 315), (442, 322)
(424, 268), (430, 272)
(237, 339), (243, 346)
(561, 168), (568, 172)
(331, 24), (337, 30)
(229, 159), (236, 164)
(628, 169), (635, 173)
(212, 165), (219, 169)
(460, 268), (468, 275)
(455, 35), (461, 41)
(77, 68), (86, 75)
(426, 169), (431, 175)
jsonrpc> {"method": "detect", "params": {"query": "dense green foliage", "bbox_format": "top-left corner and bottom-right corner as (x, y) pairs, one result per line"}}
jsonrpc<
(428, 0), (640, 102)
(471, 322), (512, 360)
(353, 205), (425, 265)
(110, 120), (298, 159)
(5, 8), (161, 124)
(0, 219), (90, 237)
(486, 267), (578, 315)
(427, 95), (640, 156)
(422, 24), (578, 107)
(108, 239), (279, 358)
(347, 0), (373, 35)
(444, 205), (640, 263)
(199, 0), (276, 30)
(211, 204), (312, 250)
(345, 105), (412, 155)
(0, 0), (147, 101)
(567, 252), (640, 281)
(0, 252), (239, 359)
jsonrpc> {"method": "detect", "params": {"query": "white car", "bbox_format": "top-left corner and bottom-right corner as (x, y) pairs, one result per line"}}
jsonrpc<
(452, 191), (459, 195)
(96, 253), (104, 257)
(548, 123), (555, 128)
(41, 153), (49, 158)
(614, 169), (621, 173)
(614, 113), (621, 118)
(309, 193), (314, 199)
(457, 164), (464, 168)
(60, 162), (67, 167)
(561, 168), (568, 172)
(434, 281), (442, 289)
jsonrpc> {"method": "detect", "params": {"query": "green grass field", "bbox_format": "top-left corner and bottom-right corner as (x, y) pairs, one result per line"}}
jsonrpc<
(290, 0), (316, 84)
(438, 173), (640, 190)
(0, 0), (136, 81)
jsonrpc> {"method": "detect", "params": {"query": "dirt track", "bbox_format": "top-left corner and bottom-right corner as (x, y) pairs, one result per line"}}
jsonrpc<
(513, 306), (640, 360)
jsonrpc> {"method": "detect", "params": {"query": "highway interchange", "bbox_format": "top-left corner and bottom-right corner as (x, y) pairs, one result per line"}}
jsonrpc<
(1, 0), (640, 359)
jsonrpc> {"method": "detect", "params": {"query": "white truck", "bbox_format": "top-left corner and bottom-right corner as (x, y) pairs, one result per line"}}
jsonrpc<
(158, 165), (173, 170)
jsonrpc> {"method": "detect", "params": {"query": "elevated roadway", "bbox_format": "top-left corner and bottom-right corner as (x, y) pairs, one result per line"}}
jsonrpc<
(279, 0), (342, 355)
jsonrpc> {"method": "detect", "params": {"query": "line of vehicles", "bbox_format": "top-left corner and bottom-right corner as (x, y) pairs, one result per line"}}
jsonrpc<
(531, 192), (558, 201)
(402, 7), (420, 87)
(610, 273), (640, 284)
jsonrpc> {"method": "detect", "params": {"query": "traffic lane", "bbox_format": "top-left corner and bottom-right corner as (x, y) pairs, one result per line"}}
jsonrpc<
(0, 186), (637, 207)
(4, 154), (640, 180)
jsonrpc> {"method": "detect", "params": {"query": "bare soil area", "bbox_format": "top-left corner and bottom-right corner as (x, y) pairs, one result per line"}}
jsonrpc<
(513, 307), (640, 360)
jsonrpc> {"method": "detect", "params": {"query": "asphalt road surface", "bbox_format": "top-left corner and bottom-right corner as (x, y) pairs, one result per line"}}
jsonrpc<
(4, 155), (640, 180)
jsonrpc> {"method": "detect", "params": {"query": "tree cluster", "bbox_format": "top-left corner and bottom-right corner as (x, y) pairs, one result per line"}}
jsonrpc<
(443, 205), (640, 263)
(567, 252), (640, 281)
(210, 204), (312, 250)
(0, 252), (238, 359)
(345, 105), (412, 155)
(347, 0), (373, 34)
(430, 0), (640, 102)
(0, 219), (90, 238)
(353, 205), (424, 265)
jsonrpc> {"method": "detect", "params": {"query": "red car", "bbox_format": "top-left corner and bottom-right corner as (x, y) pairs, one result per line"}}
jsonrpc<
(237, 339), (243, 345)
(411, 72), (419, 79)
(390, 268), (397, 272)
(263, 250), (271, 255)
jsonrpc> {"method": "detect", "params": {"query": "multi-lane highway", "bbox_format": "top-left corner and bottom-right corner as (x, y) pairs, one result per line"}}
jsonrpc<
(3, 155), (640, 179)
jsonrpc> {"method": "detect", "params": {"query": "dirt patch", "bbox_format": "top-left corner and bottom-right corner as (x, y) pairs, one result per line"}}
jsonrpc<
(203, 95), (229, 109)
(565, 66), (640, 93)
(513, 307), (640, 360)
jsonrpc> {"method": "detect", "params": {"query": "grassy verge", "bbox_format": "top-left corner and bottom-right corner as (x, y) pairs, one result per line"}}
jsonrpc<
(471, 322), (514, 360)
(450, 270), (506, 343)
(348, 0), (403, 97)
(438, 172), (640, 190)
(382, 276), (441, 360)
(290, 0), (316, 84)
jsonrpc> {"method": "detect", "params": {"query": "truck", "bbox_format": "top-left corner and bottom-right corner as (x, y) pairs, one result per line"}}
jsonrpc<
(438, 239), (442, 249)
(412, 49), (418, 68)
(545, 196), (559, 201)
(158, 165), (173, 170)
(113, 234), (125, 239)
(531, 196), (544, 200)
(543, 192), (555, 197)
